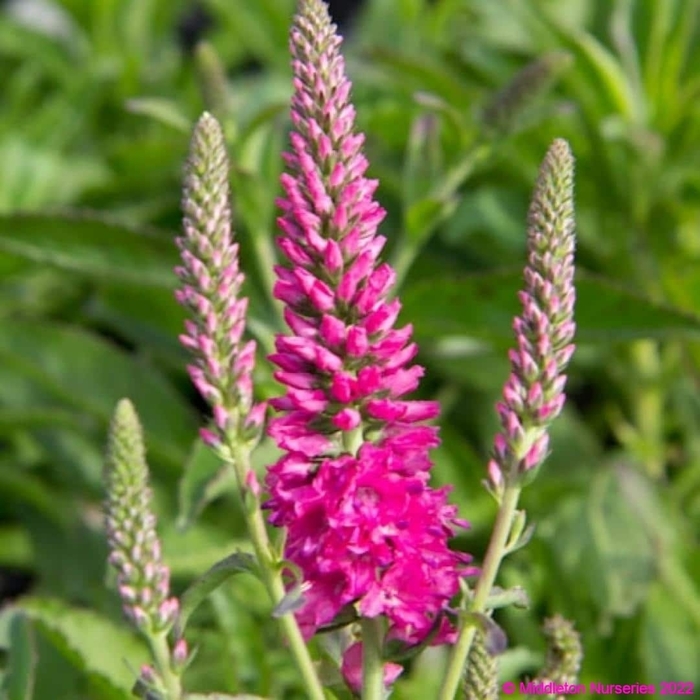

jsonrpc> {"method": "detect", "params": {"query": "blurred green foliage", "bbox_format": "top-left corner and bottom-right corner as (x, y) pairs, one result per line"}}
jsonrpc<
(0, 0), (699, 698)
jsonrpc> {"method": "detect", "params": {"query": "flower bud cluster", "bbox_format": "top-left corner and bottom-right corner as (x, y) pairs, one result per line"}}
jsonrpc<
(104, 399), (180, 634)
(176, 112), (264, 447)
(489, 139), (576, 493)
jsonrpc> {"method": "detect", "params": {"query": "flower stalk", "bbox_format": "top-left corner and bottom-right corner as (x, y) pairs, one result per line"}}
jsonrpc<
(104, 399), (185, 700)
(439, 138), (576, 699)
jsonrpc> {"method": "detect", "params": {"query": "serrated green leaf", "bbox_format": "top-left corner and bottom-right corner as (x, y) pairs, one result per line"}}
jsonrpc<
(176, 553), (258, 637)
(14, 599), (148, 698)
(0, 213), (177, 287)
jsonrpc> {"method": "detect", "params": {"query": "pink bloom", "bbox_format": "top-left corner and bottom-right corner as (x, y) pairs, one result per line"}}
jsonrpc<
(341, 642), (403, 694)
(264, 0), (472, 678)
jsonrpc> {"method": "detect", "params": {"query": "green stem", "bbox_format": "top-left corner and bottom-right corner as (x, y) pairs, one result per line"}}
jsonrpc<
(229, 441), (325, 700)
(361, 616), (385, 700)
(629, 340), (664, 479)
(438, 484), (522, 700)
(149, 631), (182, 700)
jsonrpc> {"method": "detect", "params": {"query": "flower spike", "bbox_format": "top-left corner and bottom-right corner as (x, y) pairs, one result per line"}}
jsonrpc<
(488, 138), (576, 494)
(104, 399), (179, 635)
(176, 112), (261, 447)
(265, 0), (473, 685)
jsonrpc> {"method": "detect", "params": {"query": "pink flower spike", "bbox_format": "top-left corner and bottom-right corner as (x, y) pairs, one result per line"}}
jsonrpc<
(264, 0), (469, 664)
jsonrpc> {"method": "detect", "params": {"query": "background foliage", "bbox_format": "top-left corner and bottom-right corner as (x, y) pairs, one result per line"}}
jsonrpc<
(0, 0), (699, 697)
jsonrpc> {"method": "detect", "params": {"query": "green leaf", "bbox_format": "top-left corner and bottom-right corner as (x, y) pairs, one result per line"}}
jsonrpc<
(485, 586), (530, 610)
(13, 599), (148, 699)
(547, 467), (656, 618)
(161, 518), (249, 578)
(538, 8), (641, 121)
(0, 319), (197, 469)
(0, 525), (32, 568)
(1, 612), (37, 700)
(405, 197), (458, 244)
(0, 465), (71, 527)
(640, 580), (700, 686)
(90, 282), (187, 368)
(0, 138), (109, 213)
(125, 97), (191, 133)
(177, 440), (236, 529)
(401, 270), (700, 344)
(0, 213), (177, 287)
(368, 47), (473, 107)
(176, 552), (258, 638)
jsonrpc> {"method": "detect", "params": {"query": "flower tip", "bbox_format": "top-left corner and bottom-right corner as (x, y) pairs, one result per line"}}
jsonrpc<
(106, 398), (147, 480)
(194, 110), (222, 136)
(110, 398), (140, 436)
(540, 138), (575, 188)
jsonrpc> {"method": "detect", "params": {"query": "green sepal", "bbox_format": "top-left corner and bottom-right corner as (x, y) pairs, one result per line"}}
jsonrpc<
(484, 585), (530, 611)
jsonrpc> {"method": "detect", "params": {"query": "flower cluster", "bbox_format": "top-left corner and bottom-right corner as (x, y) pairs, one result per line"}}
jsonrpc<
(264, 0), (472, 661)
(537, 614), (583, 686)
(488, 139), (576, 493)
(176, 112), (263, 447)
(104, 399), (180, 635)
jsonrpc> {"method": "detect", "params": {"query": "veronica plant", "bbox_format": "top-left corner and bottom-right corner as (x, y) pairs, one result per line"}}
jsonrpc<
(264, 0), (474, 695)
(102, 2), (580, 698)
(440, 138), (577, 699)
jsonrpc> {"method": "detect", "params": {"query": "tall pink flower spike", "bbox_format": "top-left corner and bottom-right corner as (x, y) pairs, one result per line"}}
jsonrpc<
(264, 0), (475, 683)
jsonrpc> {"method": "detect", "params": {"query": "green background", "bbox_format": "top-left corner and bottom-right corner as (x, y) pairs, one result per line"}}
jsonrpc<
(0, 0), (699, 697)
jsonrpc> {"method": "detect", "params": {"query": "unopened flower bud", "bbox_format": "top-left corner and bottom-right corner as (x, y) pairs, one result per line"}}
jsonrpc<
(104, 399), (180, 635)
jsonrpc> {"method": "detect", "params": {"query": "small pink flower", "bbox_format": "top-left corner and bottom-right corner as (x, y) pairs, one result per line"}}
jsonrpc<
(341, 642), (403, 694)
